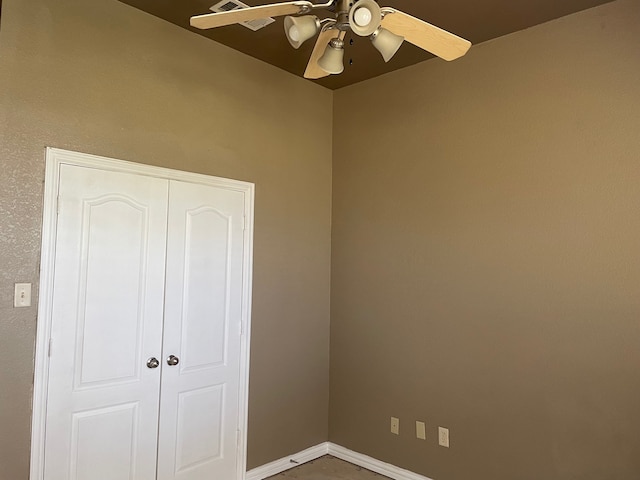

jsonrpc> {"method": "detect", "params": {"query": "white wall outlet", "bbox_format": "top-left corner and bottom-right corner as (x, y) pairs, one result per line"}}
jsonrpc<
(438, 427), (450, 448)
(14, 283), (32, 308)
(390, 417), (400, 435)
(416, 421), (426, 440)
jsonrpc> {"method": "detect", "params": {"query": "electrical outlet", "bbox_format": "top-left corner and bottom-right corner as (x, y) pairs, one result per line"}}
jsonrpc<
(390, 417), (400, 435)
(416, 421), (426, 440)
(438, 427), (450, 448)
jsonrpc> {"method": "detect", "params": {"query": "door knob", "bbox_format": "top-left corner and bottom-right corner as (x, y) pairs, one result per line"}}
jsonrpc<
(146, 357), (160, 369)
(167, 355), (180, 366)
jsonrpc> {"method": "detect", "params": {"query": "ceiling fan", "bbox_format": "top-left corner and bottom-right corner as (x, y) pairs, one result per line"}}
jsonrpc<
(190, 0), (472, 79)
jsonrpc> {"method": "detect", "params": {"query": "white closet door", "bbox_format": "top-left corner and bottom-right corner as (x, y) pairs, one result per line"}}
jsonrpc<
(44, 165), (169, 480)
(157, 180), (246, 480)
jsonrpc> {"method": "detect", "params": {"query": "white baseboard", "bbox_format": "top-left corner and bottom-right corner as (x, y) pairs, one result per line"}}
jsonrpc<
(328, 443), (433, 480)
(245, 443), (329, 480)
(245, 442), (432, 480)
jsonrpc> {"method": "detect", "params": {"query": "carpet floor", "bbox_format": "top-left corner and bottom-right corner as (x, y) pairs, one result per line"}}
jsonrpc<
(266, 455), (390, 480)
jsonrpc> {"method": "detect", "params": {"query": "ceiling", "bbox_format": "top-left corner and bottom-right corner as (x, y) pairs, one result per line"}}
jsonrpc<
(118, 0), (614, 89)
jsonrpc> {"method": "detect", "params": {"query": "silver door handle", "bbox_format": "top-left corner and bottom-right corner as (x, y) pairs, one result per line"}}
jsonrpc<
(167, 355), (180, 366)
(146, 357), (160, 369)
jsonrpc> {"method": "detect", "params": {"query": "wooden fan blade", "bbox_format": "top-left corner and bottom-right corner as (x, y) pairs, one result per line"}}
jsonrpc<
(381, 10), (471, 61)
(304, 29), (345, 79)
(191, 1), (313, 29)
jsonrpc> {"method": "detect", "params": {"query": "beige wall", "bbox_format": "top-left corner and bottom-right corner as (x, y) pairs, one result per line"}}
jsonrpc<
(0, 0), (332, 477)
(3, 0), (640, 478)
(330, 0), (640, 479)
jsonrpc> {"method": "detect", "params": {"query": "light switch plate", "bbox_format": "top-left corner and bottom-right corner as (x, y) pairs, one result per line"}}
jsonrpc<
(14, 283), (32, 307)
(416, 421), (426, 440)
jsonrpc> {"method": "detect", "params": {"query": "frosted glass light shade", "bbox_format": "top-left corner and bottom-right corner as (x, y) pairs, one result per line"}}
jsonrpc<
(371, 28), (404, 62)
(318, 40), (345, 74)
(348, 0), (382, 36)
(284, 15), (320, 49)
(353, 7), (372, 27)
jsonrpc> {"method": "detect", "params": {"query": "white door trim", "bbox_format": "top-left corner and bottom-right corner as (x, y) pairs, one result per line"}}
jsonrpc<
(30, 148), (255, 480)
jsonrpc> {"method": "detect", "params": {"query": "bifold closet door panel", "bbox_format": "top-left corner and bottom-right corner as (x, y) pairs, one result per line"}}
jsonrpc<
(43, 165), (169, 480)
(156, 180), (246, 480)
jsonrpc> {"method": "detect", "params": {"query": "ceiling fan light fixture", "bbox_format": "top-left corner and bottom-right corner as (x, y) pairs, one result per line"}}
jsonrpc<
(189, 1), (472, 80)
(348, 0), (382, 37)
(318, 38), (345, 75)
(371, 27), (404, 62)
(284, 15), (320, 49)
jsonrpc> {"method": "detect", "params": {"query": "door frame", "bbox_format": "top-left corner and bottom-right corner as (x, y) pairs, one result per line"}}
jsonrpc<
(30, 148), (255, 480)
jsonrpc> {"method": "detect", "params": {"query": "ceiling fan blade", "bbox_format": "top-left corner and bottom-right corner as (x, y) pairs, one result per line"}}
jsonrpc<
(191, 1), (314, 29)
(381, 10), (471, 61)
(304, 29), (345, 79)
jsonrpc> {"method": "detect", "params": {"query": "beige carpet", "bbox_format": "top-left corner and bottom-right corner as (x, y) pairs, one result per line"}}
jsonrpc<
(266, 455), (390, 480)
